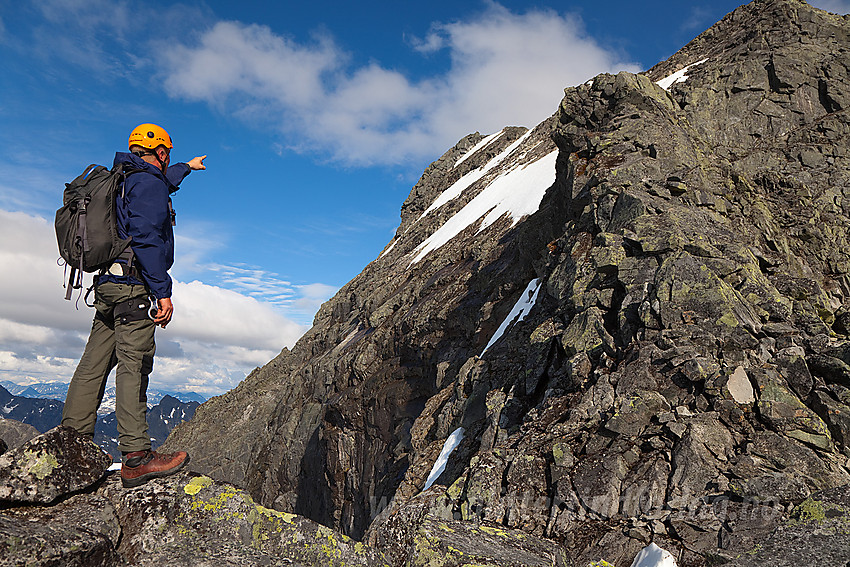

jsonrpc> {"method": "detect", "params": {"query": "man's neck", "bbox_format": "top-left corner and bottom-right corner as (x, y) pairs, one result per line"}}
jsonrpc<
(139, 154), (165, 173)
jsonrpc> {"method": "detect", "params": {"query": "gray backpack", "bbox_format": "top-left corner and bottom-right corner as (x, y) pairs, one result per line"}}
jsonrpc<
(55, 163), (141, 300)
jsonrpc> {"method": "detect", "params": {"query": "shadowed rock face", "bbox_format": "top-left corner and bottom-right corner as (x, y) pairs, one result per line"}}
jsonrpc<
(159, 0), (850, 564)
(163, 118), (566, 540)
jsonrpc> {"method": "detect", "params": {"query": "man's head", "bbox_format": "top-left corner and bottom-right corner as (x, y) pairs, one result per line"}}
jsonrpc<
(129, 124), (172, 172)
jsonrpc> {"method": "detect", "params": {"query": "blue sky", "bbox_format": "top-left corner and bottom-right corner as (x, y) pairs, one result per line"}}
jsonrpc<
(1, 0), (847, 395)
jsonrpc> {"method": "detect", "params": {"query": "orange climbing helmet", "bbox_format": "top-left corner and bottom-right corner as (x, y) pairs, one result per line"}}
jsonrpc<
(128, 123), (173, 151)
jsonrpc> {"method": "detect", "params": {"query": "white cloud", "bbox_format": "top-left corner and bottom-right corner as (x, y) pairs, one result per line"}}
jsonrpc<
(165, 22), (341, 108)
(168, 279), (304, 351)
(161, 3), (639, 166)
(409, 29), (446, 54)
(10, 1), (639, 166)
(809, 0), (850, 13)
(205, 263), (296, 307)
(0, 350), (80, 383)
(0, 210), (94, 332)
(0, 208), (311, 395)
(173, 223), (229, 274)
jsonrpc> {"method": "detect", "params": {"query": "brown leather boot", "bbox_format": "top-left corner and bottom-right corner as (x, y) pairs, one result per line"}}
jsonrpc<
(121, 449), (190, 488)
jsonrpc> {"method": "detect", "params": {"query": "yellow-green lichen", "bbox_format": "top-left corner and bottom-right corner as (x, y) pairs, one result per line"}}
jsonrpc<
(437, 523), (456, 534)
(552, 442), (567, 465)
(188, 484), (246, 526)
(446, 474), (466, 500)
(257, 504), (296, 525)
(410, 529), (462, 567)
(793, 498), (826, 523)
(183, 475), (213, 495)
(478, 524), (524, 539)
(717, 312), (739, 327)
(587, 560), (617, 567)
(23, 450), (60, 480)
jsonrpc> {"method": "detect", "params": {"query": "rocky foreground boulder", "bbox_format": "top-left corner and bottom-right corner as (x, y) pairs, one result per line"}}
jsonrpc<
(1, 428), (572, 565)
(0, 428), (389, 565)
(0, 425), (111, 504)
(2, 433), (849, 566)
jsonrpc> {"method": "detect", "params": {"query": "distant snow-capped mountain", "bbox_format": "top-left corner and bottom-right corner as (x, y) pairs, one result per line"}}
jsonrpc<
(0, 380), (207, 416)
(94, 395), (200, 462)
(0, 384), (201, 461)
(0, 385), (64, 433)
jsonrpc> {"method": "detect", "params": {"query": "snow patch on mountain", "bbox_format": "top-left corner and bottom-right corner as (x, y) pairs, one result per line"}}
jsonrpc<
(630, 543), (678, 567)
(656, 58), (708, 90)
(482, 278), (541, 356)
(419, 130), (533, 223)
(454, 130), (505, 167)
(424, 427), (465, 491)
(411, 148), (558, 264)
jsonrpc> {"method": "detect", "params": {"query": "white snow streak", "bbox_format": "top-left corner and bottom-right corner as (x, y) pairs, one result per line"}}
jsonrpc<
(378, 239), (397, 259)
(454, 130), (505, 167)
(423, 427), (465, 491)
(656, 58), (708, 90)
(411, 148), (558, 264)
(382, 131), (535, 262)
(481, 278), (541, 356)
(630, 543), (678, 567)
(419, 130), (534, 222)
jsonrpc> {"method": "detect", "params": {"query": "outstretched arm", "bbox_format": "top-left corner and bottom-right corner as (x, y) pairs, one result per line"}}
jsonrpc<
(165, 155), (205, 188)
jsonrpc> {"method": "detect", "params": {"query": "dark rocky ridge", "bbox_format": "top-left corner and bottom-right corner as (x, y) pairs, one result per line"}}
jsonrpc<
(148, 0), (850, 564)
(2, 0), (850, 564)
(0, 385), (64, 433)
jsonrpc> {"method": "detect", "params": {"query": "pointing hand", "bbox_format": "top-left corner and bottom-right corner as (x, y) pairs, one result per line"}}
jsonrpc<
(187, 155), (207, 170)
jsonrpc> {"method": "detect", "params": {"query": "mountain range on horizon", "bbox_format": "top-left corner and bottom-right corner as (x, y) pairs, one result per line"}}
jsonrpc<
(0, 379), (207, 410)
(0, 384), (200, 462)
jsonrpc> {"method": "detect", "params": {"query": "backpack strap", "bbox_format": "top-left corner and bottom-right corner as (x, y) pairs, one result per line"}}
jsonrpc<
(64, 193), (90, 301)
(116, 165), (146, 271)
(64, 267), (77, 301)
(118, 164), (146, 199)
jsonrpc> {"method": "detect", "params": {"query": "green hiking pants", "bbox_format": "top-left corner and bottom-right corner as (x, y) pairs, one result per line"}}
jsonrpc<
(62, 282), (156, 453)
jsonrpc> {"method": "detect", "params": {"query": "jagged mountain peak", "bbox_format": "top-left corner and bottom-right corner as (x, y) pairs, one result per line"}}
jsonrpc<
(647, 0), (849, 86)
(5, 0), (850, 564)
(396, 126), (530, 235)
(154, 0), (850, 564)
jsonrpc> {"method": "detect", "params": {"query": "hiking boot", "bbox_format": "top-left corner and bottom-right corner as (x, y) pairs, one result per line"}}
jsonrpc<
(121, 449), (190, 488)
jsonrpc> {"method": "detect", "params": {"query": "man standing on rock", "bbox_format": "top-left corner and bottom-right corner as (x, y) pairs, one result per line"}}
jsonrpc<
(62, 124), (206, 488)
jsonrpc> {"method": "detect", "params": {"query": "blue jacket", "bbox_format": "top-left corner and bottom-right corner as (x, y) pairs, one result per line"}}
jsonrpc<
(96, 152), (190, 299)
